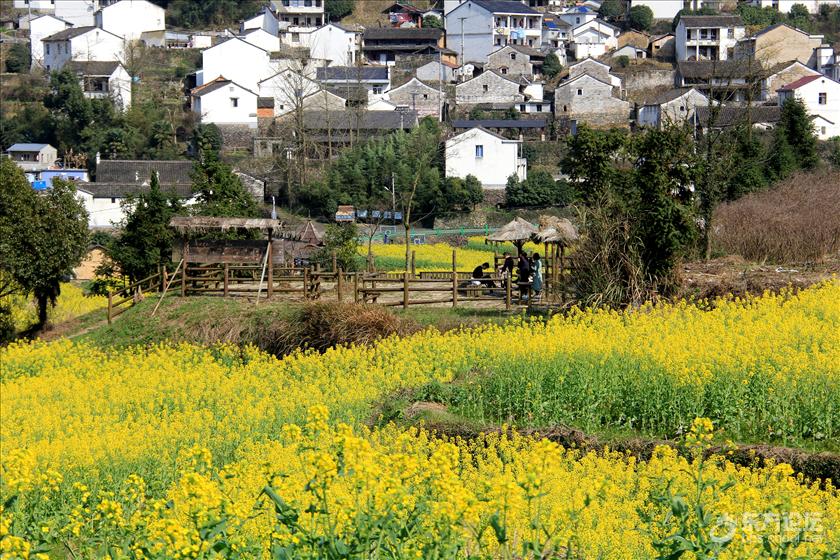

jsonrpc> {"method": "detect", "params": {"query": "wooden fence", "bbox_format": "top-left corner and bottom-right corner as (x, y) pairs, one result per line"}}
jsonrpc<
(105, 251), (576, 322)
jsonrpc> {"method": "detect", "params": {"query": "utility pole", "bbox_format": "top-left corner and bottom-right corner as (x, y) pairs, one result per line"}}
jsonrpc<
(459, 16), (467, 82)
(390, 172), (397, 226)
(438, 46), (443, 120)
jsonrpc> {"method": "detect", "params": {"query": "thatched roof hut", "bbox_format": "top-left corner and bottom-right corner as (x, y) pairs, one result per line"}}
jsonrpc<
(533, 216), (578, 247)
(486, 217), (538, 253)
(169, 216), (281, 235)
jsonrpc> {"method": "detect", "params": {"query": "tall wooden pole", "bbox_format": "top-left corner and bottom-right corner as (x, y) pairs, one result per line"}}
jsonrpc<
(403, 270), (409, 309)
(337, 267), (343, 302)
(451, 249), (458, 307)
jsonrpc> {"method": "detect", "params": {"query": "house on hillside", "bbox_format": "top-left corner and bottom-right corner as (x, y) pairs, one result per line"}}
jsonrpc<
(308, 23), (361, 67)
(568, 58), (623, 89)
(362, 27), (444, 65)
(55, 0), (104, 27)
(612, 45), (647, 59)
(42, 26), (124, 71)
(735, 24), (823, 68)
(455, 70), (524, 106)
(383, 3), (425, 27)
(416, 58), (458, 82)
(569, 18), (620, 60)
(451, 118), (549, 139)
(29, 14), (72, 70)
(240, 28), (281, 52)
(94, 0), (165, 42)
(191, 78), (259, 127)
(815, 45), (839, 82)
(65, 61), (132, 110)
(445, 127), (526, 189)
(78, 159), (196, 228)
(761, 61), (821, 102)
(637, 88), (708, 127)
(778, 75), (840, 139)
(541, 14), (571, 51)
(259, 68), (320, 114)
(650, 33), (675, 60)
(317, 66), (391, 97)
(271, 0), (325, 30)
(242, 8), (280, 35)
(445, 0), (543, 64)
(5, 144), (58, 172)
(675, 15), (745, 61)
(555, 73), (631, 128)
(199, 37), (274, 93)
(694, 105), (782, 131)
(557, 5), (597, 27)
(388, 77), (441, 119)
(677, 60), (759, 102)
(486, 45), (545, 79)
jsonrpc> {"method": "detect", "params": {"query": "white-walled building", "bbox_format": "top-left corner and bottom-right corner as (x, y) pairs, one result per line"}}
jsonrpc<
(12, 0), (54, 11)
(5, 143), (58, 172)
(445, 0), (543, 64)
(570, 19), (620, 60)
(200, 37), (273, 92)
(65, 60), (132, 109)
(445, 127), (526, 189)
(777, 75), (840, 139)
(308, 23), (360, 67)
(637, 88), (708, 127)
(748, 0), (840, 13)
(240, 28), (281, 52)
(94, 0), (164, 41)
(55, 0), (102, 27)
(29, 14), (72, 69)
(675, 15), (746, 61)
(815, 45), (839, 82)
(192, 78), (259, 127)
(271, 0), (325, 29)
(258, 69), (321, 116)
(627, 0), (683, 20)
(558, 5), (597, 27)
(42, 26), (124, 71)
(242, 8), (280, 35)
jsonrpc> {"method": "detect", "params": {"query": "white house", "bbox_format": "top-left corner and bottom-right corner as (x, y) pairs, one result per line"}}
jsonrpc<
(316, 66), (391, 97)
(240, 28), (280, 52)
(570, 19), (620, 60)
(271, 0), (325, 30)
(42, 26), (124, 71)
(748, 0), (839, 13)
(416, 59), (457, 82)
(242, 8), (280, 36)
(761, 61), (821, 102)
(612, 44), (647, 60)
(5, 143), (58, 172)
(308, 23), (360, 67)
(12, 0), (54, 11)
(637, 88), (708, 127)
(258, 68), (321, 116)
(65, 60), (132, 109)
(627, 0), (684, 20)
(54, 0), (103, 27)
(445, 0), (543, 64)
(445, 127), (526, 189)
(93, 0), (165, 41)
(200, 37), (273, 93)
(29, 14), (72, 69)
(557, 5), (597, 27)
(192, 78), (259, 127)
(777, 75), (840, 139)
(675, 15), (746, 61)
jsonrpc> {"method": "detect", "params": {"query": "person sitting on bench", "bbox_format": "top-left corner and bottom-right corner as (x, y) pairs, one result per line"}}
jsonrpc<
(472, 262), (496, 289)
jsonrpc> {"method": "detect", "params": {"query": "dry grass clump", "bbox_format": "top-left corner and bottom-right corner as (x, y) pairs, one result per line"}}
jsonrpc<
(712, 169), (840, 263)
(253, 302), (415, 356)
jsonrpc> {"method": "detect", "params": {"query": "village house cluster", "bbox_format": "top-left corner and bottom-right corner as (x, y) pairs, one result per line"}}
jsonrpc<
(6, 0), (840, 227)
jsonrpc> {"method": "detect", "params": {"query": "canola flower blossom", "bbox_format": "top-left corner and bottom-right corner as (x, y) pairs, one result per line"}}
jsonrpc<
(4, 283), (107, 331)
(1, 282), (839, 557)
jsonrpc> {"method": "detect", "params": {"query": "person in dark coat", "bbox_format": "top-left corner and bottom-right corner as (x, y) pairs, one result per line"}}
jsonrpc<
(517, 251), (532, 299)
(500, 252), (515, 279)
(472, 262), (490, 279)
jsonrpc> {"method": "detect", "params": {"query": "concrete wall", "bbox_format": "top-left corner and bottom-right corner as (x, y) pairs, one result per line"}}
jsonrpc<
(555, 74), (630, 127)
(110, 64), (133, 110)
(242, 29), (280, 52)
(455, 71), (523, 105)
(445, 127), (524, 189)
(762, 63), (820, 102)
(487, 46), (534, 77)
(196, 84), (257, 126)
(738, 25), (822, 67)
(95, 0), (165, 41)
(445, 2), (494, 63)
(55, 0), (100, 27)
(44, 30), (124, 71)
(388, 78), (441, 119)
(202, 38), (272, 92)
(30, 15), (70, 69)
(309, 25), (357, 67)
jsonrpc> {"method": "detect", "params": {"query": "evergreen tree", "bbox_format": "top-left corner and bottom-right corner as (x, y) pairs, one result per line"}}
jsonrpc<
(109, 172), (183, 282)
(598, 0), (624, 20)
(727, 129), (768, 199)
(628, 5), (653, 31)
(325, 0), (355, 21)
(779, 97), (819, 169)
(768, 127), (797, 181)
(542, 53), (563, 79)
(0, 159), (89, 325)
(192, 150), (261, 218)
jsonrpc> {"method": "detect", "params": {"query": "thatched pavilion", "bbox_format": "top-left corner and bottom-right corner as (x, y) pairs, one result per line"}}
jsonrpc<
(486, 217), (538, 255)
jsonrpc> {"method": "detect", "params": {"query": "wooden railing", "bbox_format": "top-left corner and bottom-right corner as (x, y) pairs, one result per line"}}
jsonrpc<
(107, 269), (167, 324)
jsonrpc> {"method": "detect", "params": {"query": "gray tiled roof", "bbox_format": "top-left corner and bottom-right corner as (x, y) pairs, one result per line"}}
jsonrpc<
(95, 160), (194, 186)
(473, 0), (539, 15)
(316, 66), (389, 81)
(301, 110), (418, 130)
(677, 59), (759, 79)
(452, 119), (547, 129)
(64, 60), (123, 77)
(695, 105), (781, 128)
(80, 183), (195, 199)
(363, 27), (443, 41)
(677, 15), (743, 27)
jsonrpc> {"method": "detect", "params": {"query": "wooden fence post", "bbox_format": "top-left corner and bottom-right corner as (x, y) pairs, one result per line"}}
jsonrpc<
(303, 268), (309, 300)
(181, 241), (188, 297)
(505, 275), (511, 312)
(267, 242), (274, 300)
(353, 272), (359, 303)
(403, 271), (409, 309)
(107, 291), (113, 325)
(223, 263), (229, 297)
(332, 251), (337, 274)
(162, 267), (168, 293)
(411, 250), (416, 278)
(337, 268), (343, 302)
(451, 249), (458, 308)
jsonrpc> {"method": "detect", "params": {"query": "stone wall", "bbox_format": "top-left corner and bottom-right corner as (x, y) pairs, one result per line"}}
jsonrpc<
(555, 76), (631, 127)
(217, 124), (257, 152)
(620, 68), (677, 99)
(487, 47), (533, 77)
(455, 71), (523, 105)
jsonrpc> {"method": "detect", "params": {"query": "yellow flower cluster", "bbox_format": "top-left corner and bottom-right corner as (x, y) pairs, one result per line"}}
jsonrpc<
(1, 283), (838, 557)
(4, 283), (107, 331)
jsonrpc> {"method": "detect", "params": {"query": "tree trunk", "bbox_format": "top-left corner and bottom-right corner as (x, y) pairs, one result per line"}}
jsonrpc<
(36, 292), (49, 327)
